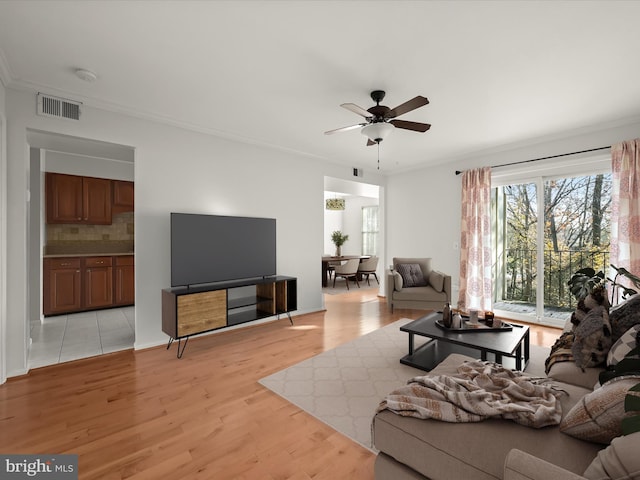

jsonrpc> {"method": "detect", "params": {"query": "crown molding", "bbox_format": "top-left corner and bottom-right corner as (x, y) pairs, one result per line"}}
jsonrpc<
(389, 114), (640, 177)
(6, 78), (327, 162)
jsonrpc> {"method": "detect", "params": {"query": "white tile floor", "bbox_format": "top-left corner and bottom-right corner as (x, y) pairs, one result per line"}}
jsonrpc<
(29, 306), (135, 369)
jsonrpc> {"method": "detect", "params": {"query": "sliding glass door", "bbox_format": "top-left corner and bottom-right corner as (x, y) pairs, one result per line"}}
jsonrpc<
(492, 171), (611, 326)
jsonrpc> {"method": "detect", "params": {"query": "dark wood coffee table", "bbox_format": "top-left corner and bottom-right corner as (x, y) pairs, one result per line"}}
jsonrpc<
(400, 311), (530, 372)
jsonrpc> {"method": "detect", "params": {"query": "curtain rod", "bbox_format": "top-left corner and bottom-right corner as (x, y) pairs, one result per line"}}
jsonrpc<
(454, 146), (611, 175)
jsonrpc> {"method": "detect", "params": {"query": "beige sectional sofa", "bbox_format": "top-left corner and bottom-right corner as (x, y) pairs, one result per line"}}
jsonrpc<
(372, 332), (640, 479)
(386, 257), (451, 312)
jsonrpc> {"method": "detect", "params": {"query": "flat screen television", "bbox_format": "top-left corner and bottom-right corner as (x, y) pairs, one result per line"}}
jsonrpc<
(171, 213), (276, 287)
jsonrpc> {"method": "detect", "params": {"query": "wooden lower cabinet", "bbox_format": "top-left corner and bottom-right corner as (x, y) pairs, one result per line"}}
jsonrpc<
(43, 255), (134, 316)
(114, 256), (135, 306)
(84, 256), (113, 309)
(43, 258), (82, 315)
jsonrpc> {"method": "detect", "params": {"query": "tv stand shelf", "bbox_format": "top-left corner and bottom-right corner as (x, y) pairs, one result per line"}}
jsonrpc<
(162, 275), (297, 358)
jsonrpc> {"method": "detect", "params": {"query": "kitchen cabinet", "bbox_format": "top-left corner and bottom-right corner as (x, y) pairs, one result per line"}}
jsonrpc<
(43, 258), (82, 315)
(43, 255), (134, 315)
(112, 180), (134, 215)
(46, 173), (112, 224)
(114, 255), (135, 305)
(84, 256), (113, 309)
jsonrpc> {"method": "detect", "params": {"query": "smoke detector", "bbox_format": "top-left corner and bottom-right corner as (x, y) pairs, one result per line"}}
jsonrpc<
(75, 68), (97, 82)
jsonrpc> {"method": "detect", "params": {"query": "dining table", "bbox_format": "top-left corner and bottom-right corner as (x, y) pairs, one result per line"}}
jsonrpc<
(321, 255), (370, 287)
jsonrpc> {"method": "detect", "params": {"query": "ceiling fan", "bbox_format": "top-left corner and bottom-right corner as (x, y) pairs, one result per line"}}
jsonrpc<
(324, 90), (431, 145)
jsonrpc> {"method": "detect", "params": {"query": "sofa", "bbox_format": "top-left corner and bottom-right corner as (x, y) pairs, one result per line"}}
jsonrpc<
(372, 311), (640, 480)
(386, 257), (451, 312)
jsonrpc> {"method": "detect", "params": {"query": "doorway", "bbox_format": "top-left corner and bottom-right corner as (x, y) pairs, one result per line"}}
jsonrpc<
(27, 131), (136, 368)
(323, 176), (382, 294)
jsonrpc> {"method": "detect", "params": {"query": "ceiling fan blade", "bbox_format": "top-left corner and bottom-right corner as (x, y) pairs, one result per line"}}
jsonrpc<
(341, 103), (374, 119)
(389, 119), (431, 132)
(387, 96), (429, 118)
(324, 123), (367, 135)
(367, 139), (376, 146)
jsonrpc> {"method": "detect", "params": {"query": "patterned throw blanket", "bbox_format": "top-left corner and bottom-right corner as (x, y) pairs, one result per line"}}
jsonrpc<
(377, 360), (563, 428)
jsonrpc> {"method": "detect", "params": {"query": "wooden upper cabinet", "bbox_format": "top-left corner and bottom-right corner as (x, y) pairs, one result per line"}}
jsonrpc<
(46, 173), (84, 223)
(83, 176), (112, 224)
(112, 180), (134, 215)
(46, 173), (112, 224)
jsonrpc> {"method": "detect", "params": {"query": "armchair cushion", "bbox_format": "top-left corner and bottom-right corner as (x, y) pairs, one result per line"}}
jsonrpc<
(393, 271), (403, 291)
(428, 271), (445, 293)
(396, 263), (428, 287)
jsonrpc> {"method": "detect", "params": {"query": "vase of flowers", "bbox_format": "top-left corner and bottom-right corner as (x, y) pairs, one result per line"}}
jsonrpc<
(331, 230), (349, 257)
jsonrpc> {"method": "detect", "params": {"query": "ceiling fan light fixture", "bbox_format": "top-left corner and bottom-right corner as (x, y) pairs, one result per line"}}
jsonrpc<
(361, 122), (394, 143)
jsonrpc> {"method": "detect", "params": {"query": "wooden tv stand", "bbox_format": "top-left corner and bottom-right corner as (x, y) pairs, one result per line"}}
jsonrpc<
(162, 275), (297, 358)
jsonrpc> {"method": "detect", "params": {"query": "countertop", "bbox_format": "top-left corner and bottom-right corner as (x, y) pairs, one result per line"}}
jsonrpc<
(43, 252), (134, 258)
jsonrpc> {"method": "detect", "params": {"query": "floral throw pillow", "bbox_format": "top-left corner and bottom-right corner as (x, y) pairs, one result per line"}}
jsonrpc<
(396, 263), (427, 288)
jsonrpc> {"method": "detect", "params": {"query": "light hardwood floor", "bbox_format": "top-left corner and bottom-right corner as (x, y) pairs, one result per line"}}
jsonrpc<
(0, 291), (560, 479)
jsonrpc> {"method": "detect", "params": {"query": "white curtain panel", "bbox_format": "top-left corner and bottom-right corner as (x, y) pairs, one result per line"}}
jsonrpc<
(458, 167), (492, 312)
(610, 138), (640, 299)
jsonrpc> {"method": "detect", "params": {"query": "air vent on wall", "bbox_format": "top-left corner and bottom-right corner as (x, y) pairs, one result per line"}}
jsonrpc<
(37, 93), (82, 121)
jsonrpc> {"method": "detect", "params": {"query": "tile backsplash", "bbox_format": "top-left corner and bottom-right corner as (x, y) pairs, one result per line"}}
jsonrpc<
(45, 212), (134, 255)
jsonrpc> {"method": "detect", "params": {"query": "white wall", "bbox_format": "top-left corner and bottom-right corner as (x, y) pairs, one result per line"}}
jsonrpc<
(385, 119), (640, 307)
(3, 87), (386, 378)
(323, 206), (343, 255)
(0, 79), (6, 384)
(386, 161), (461, 297)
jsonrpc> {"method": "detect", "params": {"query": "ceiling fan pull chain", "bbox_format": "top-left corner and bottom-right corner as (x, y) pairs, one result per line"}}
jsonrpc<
(377, 142), (380, 170)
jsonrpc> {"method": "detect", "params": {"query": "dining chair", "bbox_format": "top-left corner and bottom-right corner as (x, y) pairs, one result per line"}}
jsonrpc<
(357, 255), (379, 285)
(332, 258), (360, 289)
(326, 258), (342, 282)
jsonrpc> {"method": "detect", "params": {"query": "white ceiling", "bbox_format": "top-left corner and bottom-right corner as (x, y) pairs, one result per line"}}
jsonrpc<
(1, 1), (639, 174)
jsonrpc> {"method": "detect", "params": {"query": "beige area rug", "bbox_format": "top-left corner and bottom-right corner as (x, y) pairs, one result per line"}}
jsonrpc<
(259, 318), (550, 452)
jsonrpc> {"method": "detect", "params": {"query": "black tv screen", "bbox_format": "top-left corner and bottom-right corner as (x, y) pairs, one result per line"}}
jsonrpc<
(171, 213), (276, 287)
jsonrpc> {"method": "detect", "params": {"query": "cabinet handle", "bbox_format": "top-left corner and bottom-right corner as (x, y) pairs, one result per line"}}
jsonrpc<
(60, 262), (71, 266)
(76, 270), (80, 273)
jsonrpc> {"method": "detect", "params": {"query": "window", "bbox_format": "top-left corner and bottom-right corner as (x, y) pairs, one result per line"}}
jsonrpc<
(362, 206), (379, 255)
(491, 155), (611, 326)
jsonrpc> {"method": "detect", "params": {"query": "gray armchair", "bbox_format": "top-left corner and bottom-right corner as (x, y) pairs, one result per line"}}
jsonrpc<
(385, 257), (451, 312)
